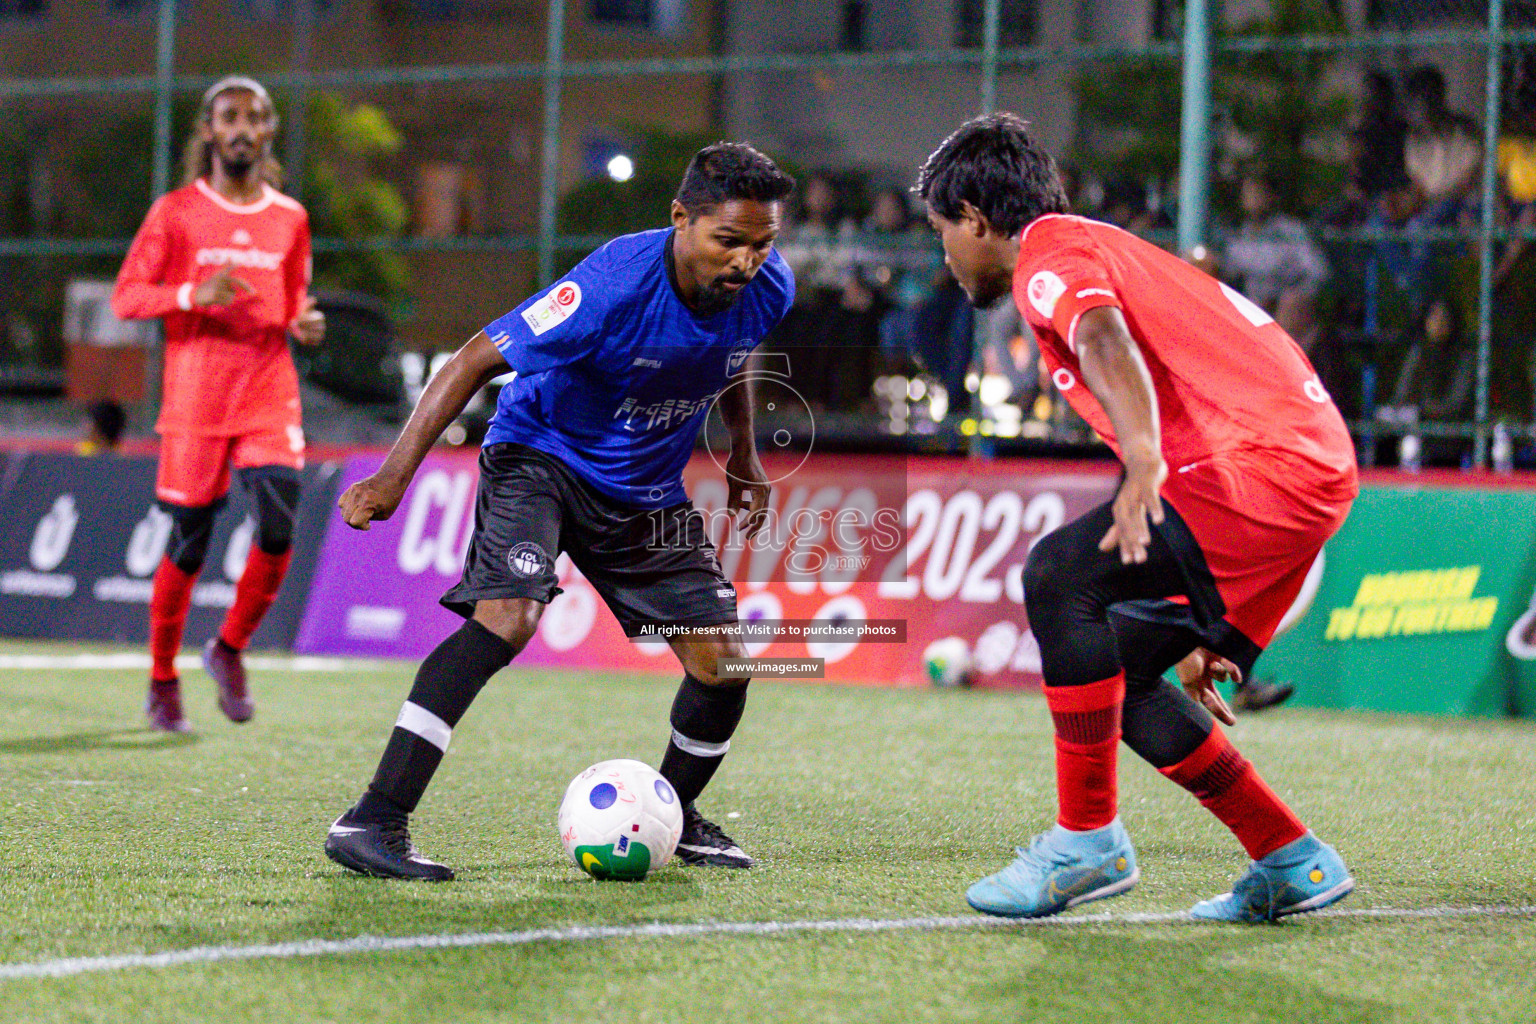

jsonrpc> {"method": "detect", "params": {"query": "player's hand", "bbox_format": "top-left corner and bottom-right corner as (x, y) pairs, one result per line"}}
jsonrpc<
(725, 448), (772, 541)
(1098, 455), (1167, 564)
(193, 267), (256, 308)
(1176, 647), (1239, 726)
(292, 295), (325, 346)
(338, 474), (407, 531)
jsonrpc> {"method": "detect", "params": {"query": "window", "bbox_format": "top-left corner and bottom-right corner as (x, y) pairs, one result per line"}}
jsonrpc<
(954, 0), (1035, 48)
(840, 0), (867, 52)
(0, 0), (48, 19)
(589, 0), (684, 33)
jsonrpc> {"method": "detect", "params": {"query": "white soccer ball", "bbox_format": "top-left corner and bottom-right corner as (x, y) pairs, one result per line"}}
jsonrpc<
(556, 758), (684, 880)
(922, 635), (974, 688)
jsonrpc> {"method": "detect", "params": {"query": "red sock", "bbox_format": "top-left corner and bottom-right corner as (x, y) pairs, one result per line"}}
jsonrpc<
(1043, 673), (1125, 831)
(149, 557), (197, 682)
(1159, 725), (1307, 859)
(219, 546), (292, 651)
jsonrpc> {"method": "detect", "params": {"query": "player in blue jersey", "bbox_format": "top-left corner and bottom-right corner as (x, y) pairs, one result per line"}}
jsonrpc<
(324, 144), (796, 880)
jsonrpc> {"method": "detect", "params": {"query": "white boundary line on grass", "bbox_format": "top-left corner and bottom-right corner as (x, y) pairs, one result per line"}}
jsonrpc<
(0, 653), (381, 672)
(3, 904), (1533, 981)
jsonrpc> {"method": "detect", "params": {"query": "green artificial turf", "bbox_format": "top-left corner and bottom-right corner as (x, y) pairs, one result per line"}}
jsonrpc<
(0, 643), (1533, 1023)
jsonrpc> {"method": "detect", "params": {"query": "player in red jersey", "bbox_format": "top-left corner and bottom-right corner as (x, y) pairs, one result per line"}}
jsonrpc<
(113, 75), (324, 733)
(917, 114), (1358, 922)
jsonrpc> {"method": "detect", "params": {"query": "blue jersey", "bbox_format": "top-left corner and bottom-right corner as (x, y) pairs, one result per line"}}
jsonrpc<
(482, 228), (795, 508)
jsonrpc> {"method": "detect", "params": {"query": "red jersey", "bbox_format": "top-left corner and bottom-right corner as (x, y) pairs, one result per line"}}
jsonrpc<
(113, 178), (311, 437)
(1013, 214), (1355, 482)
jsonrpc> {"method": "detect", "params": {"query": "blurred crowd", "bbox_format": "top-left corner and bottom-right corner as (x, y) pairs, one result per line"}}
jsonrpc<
(768, 62), (1536, 463)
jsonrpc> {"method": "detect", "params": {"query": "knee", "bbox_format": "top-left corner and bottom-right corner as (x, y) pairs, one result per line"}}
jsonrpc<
(472, 599), (543, 654)
(160, 501), (220, 573)
(243, 470), (300, 555)
(676, 634), (747, 685)
(1022, 531), (1074, 621)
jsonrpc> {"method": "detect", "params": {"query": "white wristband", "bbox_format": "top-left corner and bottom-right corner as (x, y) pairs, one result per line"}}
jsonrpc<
(176, 282), (194, 311)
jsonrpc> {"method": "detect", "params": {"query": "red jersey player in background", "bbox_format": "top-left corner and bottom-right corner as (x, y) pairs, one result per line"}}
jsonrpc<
(917, 114), (1359, 923)
(113, 75), (324, 733)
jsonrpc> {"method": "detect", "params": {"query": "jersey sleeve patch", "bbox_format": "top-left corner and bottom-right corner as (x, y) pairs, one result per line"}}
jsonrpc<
(1026, 271), (1068, 320)
(521, 280), (583, 336)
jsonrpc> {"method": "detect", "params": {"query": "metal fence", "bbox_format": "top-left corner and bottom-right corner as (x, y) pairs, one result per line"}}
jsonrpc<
(0, 0), (1530, 467)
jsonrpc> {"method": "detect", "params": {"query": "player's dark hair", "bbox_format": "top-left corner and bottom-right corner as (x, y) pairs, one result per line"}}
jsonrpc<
(181, 77), (284, 189)
(675, 143), (795, 218)
(916, 112), (1070, 235)
(1403, 65), (1446, 107)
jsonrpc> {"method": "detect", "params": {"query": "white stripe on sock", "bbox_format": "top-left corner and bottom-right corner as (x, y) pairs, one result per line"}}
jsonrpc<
(670, 729), (729, 758)
(396, 702), (452, 752)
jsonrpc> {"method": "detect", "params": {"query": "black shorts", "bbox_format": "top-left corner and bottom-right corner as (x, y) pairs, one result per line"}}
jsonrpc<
(441, 443), (737, 638)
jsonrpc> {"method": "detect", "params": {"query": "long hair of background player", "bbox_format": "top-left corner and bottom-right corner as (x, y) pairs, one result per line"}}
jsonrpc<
(180, 86), (285, 190)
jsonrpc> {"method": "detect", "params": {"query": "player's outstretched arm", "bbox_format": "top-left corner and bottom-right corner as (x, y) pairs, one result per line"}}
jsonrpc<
(338, 331), (508, 530)
(1074, 306), (1167, 565)
(717, 373), (771, 540)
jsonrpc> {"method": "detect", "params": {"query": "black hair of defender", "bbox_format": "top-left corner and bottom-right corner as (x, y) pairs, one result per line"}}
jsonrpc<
(915, 112), (1070, 236)
(675, 143), (796, 217)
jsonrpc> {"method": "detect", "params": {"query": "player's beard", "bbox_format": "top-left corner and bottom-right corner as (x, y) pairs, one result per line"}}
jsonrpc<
(216, 139), (259, 180)
(693, 273), (751, 316)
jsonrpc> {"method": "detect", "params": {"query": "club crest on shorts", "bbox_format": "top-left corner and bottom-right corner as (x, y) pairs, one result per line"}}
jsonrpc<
(507, 542), (550, 578)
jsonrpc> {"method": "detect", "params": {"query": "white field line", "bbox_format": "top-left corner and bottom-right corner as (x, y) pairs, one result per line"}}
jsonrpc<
(0, 653), (386, 673)
(2, 904), (1533, 981)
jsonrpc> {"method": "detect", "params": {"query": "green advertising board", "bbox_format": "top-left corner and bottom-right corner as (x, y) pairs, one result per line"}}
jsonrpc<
(1261, 484), (1536, 718)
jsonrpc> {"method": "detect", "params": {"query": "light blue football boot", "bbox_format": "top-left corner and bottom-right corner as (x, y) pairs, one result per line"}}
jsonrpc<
(966, 818), (1139, 918)
(1191, 832), (1354, 922)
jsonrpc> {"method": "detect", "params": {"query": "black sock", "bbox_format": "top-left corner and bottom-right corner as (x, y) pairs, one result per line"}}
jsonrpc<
(658, 675), (749, 808)
(1119, 676), (1214, 769)
(358, 619), (514, 819)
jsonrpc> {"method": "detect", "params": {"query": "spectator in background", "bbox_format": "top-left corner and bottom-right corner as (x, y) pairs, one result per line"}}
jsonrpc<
(76, 399), (126, 455)
(772, 173), (861, 409)
(1221, 167), (1330, 350)
(1402, 65), (1482, 225)
(859, 187), (936, 310)
(1323, 69), (1409, 228)
(1388, 297), (1473, 422)
(1495, 88), (1536, 289)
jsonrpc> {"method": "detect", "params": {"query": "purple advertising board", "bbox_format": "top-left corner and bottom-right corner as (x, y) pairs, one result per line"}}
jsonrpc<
(293, 450), (482, 659)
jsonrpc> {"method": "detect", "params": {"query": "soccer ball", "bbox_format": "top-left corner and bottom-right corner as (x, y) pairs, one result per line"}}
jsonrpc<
(556, 759), (684, 880)
(922, 636), (974, 688)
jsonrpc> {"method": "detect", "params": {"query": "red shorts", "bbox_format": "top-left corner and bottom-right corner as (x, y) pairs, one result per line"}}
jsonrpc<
(1164, 447), (1356, 650)
(155, 427), (306, 507)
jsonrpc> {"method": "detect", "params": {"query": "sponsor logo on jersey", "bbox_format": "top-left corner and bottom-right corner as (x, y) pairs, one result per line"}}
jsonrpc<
(195, 245), (284, 271)
(632, 357), (663, 369)
(1027, 270), (1067, 319)
(521, 280), (582, 336)
(1076, 287), (1115, 301)
(231, 229), (253, 246)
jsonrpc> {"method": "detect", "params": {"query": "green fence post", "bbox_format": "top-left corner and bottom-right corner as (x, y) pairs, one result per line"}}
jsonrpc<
(537, 0), (567, 287)
(149, 0), (178, 199)
(980, 0), (1002, 114)
(1177, 0), (1212, 255)
(1474, 0), (1506, 468)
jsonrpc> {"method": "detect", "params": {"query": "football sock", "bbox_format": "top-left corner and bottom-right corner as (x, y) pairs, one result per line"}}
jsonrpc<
(1120, 676), (1215, 768)
(149, 556), (198, 683)
(1043, 673), (1125, 831)
(658, 675), (749, 808)
(1159, 725), (1307, 859)
(361, 620), (514, 818)
(218, 545), (292, 651)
